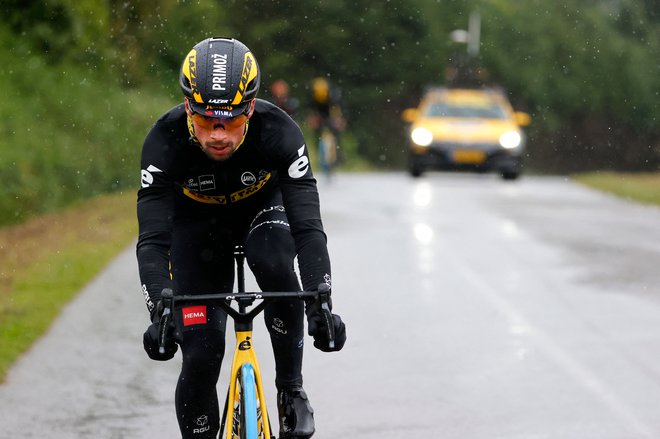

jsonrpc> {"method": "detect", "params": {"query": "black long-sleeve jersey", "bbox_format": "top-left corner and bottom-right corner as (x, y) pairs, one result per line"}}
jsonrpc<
(136, 99), (330, 315)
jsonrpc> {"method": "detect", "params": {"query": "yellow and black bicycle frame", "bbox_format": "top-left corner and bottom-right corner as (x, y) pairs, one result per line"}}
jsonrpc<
(224, 328), (272, 439)
(160, 247), (329, 439)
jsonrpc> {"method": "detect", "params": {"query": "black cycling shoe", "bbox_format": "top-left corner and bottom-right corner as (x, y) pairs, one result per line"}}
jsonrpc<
(277, 386), (315, 438)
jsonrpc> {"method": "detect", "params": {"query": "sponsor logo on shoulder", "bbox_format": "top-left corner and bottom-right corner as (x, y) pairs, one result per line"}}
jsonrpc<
(140, 164), (162, 188)
(288, 144), (310, 178)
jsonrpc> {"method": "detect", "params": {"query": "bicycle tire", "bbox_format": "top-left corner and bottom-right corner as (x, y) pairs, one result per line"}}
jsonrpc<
(318, 128), (337, 175)
(322, 130), (337, 166)
(239, 363), (259, 439)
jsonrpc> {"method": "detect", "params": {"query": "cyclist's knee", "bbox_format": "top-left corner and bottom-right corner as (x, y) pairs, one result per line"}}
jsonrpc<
(245, 227), (298, 287)
(180, 329), (225, 378)
(249, 252), (295, 282)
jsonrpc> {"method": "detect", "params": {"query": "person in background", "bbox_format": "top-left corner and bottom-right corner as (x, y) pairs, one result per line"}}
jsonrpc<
(306, 77), (346, 167)
(269, 79), (300, 117)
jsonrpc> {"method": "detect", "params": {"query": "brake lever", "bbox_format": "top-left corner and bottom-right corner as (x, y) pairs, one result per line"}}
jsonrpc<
(317, 283), (335, 349)
(158, 288), (174, 354)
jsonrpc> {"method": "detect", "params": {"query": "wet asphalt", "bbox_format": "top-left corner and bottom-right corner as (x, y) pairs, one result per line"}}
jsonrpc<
(2, 172), (660, 438)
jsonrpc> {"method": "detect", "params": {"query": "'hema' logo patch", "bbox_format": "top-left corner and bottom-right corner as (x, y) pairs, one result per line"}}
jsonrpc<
(182, 306), (207, 326)
(199, 175), (216, 191)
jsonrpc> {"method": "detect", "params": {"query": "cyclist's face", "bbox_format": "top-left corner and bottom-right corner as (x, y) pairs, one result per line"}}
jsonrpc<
(187, 103), (250, 161)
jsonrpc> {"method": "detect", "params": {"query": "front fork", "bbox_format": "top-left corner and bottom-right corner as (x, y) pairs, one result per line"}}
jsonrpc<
(224, 330), (273, 439)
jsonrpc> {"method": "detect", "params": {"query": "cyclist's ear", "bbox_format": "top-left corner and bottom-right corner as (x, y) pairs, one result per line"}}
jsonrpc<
(245, 99), (256, 119)
(184, 98), (193, 116)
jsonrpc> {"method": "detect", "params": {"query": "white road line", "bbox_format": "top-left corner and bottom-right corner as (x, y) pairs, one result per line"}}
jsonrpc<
(456, 262), (655, 438)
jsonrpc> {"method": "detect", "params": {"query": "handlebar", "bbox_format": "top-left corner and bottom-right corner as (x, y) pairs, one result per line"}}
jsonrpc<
(157, 285), (335, 351)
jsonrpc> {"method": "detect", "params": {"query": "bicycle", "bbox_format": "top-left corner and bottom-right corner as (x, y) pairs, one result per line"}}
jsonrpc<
(158, 246), (335, 439)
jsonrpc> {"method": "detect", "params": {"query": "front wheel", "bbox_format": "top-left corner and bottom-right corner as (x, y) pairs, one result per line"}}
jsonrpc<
(318, 128), (338, 176)
(237, 364), (259, 439)
(501, 170), (520, 180)
(408, 159), (424, 178)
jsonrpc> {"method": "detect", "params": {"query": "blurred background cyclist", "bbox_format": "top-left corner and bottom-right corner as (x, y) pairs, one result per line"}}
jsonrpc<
(306, 77), (346, 172)
(269, 79), (300, 118)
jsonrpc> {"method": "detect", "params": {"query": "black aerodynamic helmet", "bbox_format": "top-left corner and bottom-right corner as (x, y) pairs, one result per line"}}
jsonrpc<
(180, 37), (260, 118)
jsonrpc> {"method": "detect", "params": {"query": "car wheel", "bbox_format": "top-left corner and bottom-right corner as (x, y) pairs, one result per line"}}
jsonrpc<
(409, 165), (424, 178)
(501, 170), (520, 180)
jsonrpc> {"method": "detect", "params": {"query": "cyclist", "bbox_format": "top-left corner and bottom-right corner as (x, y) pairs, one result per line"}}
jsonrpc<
(306, 77), (346, 172)
(136, 37), (346, 439)
(269, 79), (300, 118)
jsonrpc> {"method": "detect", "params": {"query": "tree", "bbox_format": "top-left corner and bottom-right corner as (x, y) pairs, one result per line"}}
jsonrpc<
(479, 0), (659, 171)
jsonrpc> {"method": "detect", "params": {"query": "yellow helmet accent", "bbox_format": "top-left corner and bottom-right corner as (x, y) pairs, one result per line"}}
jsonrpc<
(232, 52), (259, 105)
(181, 48), (204, 103)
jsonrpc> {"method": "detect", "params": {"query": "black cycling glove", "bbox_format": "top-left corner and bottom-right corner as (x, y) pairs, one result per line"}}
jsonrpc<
(143, 300), (178, 361)
(305, 291), (346, 352)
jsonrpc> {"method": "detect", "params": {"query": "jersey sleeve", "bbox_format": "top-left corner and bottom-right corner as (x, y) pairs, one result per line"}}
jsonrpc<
(136, 123), (176, 319)
(265, 116), (332, 293)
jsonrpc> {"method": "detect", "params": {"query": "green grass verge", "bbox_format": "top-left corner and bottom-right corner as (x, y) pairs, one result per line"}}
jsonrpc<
(0, 191), (137, 382)
(572, 171), (660, 207)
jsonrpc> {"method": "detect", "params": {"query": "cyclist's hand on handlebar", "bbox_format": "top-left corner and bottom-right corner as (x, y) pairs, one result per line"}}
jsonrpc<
(143, 297), (178, 361)
(143, 321), (177, 361)
(305, 284), (347, 352)
(308, 312), (346, 352)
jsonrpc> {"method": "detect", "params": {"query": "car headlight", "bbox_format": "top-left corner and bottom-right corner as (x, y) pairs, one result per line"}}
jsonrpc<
(499, 131), (522, 149)
(411, 127), (433, 146)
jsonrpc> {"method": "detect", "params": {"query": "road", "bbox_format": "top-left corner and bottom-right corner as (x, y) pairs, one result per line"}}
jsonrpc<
(2, 172), (660, 438)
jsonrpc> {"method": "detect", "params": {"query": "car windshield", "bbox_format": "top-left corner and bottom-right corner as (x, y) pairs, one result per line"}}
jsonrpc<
(424, 101), (507, 119)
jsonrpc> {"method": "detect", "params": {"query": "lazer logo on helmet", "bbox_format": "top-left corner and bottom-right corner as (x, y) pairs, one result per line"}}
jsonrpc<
(234, 53), (256, 104)
(210, 53), (227, 91)
(187, 50), (197, 91)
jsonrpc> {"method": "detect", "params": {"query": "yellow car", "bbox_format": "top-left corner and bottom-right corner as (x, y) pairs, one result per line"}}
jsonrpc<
(402, 87), (531, 180)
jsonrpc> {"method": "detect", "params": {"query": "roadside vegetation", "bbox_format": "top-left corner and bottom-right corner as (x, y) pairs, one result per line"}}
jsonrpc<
(0, 27), (175, 227)
(0, 192), (136, 382)
(572, 172), (660, 207)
